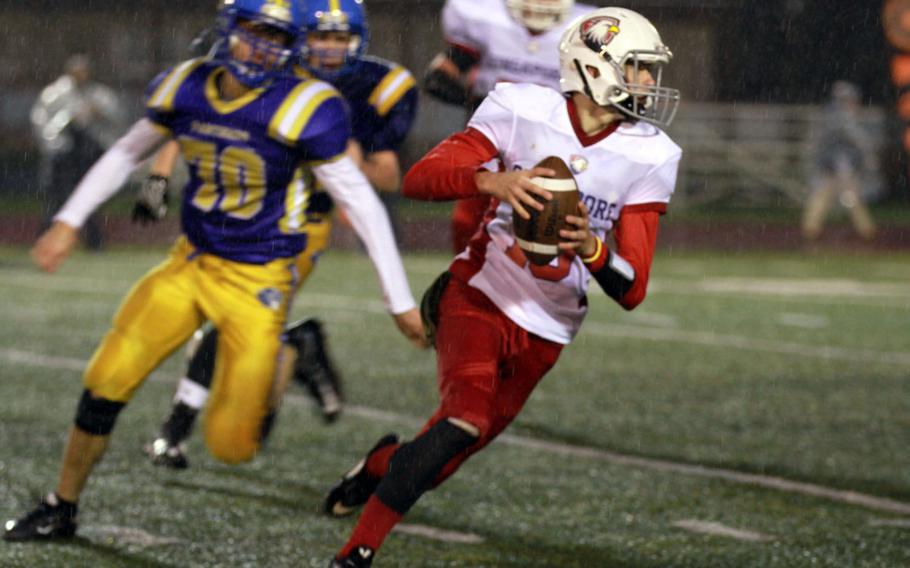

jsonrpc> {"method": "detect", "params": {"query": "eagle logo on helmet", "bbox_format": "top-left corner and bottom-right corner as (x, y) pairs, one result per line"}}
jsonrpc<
(580, 16), (621, 55)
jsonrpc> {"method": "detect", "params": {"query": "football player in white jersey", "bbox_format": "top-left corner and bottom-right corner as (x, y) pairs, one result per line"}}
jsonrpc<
(425, 0), (594, 255)
(323, 8), (681, 567)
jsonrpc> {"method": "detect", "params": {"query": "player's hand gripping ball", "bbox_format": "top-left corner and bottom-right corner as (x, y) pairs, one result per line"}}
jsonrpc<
(512, 156), (580, 265)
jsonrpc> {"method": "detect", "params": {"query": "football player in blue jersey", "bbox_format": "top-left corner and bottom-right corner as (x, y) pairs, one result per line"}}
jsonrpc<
(4, 0), (425, 542)
(140, 0), (421, 469)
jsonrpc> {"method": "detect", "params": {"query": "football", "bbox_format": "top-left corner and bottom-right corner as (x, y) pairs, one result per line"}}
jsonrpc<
(512, 156), (581, 265)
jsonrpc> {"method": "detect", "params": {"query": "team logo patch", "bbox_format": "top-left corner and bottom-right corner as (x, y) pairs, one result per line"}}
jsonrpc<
(569, 154), (588, 174)
(581, 16), (621, 54)
(257, 287), (284, 311)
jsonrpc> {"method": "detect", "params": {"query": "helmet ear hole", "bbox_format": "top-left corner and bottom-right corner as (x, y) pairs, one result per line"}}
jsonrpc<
(585, 65), (601, 79)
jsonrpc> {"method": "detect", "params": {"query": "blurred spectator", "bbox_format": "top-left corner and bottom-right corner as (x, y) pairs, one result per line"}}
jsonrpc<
(30, 54), (125, 250)
(802, 80), (877, 242)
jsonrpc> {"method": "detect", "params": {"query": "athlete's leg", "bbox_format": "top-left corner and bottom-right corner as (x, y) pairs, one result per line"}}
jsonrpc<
(802, 173), (837, 241)
(148, 219), (336, 466)
(64, 243), (203, 492)
(838, 170), (876, 240)
(331, 278), (561, 562)
(146, 326), (217, 468)
(199, 256), (293, 464)
(4, 242), (205, 540)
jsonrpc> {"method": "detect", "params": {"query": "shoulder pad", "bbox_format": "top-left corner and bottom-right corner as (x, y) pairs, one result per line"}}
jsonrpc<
(146, 58), (208, 113)
(367, 64), (416, 117)
(268, 79), (343, 146)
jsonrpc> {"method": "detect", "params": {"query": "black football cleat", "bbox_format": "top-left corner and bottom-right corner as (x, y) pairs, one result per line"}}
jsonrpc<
(286, 318), (344, 422)
(144, 436), (189, 470)
(328, 546), (375, 567)
(3, 493), (77, 541)
(324, 434), (399, 517)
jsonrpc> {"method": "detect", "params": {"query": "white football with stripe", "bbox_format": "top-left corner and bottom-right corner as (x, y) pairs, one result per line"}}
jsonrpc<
(513, 156), (580, 266)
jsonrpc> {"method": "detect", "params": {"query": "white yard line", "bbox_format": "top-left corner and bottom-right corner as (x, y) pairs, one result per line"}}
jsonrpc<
(776, 313), (830, 329)
(7, 347), (910, 516)
(394, 523), (485, 544)
(672, 519), (772, 542)
(868, 518), (910, 528)
(6, 283), (908, 366)
(0, 348), (87, 371)
(583, 322), (910, 367)
(340, 404), (910, 516)
(79, 525), (181, 547)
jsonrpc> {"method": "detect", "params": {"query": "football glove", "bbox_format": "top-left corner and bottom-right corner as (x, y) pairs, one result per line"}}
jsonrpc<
(132, 175), (169, 224)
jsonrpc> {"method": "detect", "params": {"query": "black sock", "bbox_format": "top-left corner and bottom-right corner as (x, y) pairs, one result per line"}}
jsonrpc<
(51, 493), (78, 516)
(375, 420), (476, 514)
(161, 402), (199, 446)
(259, 409), (277, 446)
(186, 328), (219, 389)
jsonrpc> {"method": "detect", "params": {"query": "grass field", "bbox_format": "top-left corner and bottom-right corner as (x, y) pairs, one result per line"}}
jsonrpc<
(0, 244), (908, 567)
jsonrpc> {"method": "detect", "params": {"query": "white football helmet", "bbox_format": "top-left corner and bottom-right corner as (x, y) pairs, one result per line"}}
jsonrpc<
(506, 0), (574, 33)
(559, 7), (680, 128)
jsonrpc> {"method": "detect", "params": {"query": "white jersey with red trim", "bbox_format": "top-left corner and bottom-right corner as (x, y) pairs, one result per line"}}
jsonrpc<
(455, 83), (681, 344)
(442, 0), (594, 98)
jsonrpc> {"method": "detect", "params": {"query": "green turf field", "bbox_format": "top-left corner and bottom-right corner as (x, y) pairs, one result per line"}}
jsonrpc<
(1, 245), (908, 567)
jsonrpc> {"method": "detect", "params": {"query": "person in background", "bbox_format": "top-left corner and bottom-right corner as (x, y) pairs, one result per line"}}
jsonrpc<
(423, 0), (593, 254)
(801, 80), (878, 242)
(31, 54), (125, 250)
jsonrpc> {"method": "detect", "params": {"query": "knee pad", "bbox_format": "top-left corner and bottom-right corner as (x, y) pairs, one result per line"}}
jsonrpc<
(375, 418), (478, 514)
(74, 389), (125, 435)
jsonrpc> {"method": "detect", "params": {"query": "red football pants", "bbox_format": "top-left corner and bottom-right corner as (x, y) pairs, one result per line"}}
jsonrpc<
(420, 276), (563, 487)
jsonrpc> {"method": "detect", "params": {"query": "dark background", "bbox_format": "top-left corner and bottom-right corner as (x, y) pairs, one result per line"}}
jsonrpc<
(0, 0), (902, 205)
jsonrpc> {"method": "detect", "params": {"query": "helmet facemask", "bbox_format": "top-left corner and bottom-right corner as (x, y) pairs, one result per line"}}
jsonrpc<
(506, 0), (574, 33)
(215, 1), (302, 88)
(223, 22), (297, 86)
(578, 49), (679, 128)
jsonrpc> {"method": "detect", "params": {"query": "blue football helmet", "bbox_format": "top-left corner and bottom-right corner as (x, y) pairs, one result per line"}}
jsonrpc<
(215, 0), (305, 87)
(299, 0), (369, 77)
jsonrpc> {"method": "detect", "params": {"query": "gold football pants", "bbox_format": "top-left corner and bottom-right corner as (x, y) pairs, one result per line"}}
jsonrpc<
(290, 216), (332, 297)
(83, 236), (298, 464)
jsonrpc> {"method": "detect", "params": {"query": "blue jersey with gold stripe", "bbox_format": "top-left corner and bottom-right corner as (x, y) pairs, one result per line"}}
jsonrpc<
(145, 58), (349, 264)
(294, 56), (417, 217)
(332, 56), (418, 154)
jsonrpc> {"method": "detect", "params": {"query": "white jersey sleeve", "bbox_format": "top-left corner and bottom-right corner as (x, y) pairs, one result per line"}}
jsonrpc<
(54, 118), (165, 228)
(624, 152), (681, 207)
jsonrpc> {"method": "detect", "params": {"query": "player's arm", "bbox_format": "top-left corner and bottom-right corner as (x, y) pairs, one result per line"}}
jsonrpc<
(424, 0), (482, 107)
(423, 45), (479, 107)
(32, 119), (167, 272)
(357, 73), (419, 192)
(299, 93), (424, 345)
(348, 141), (400, 193)
(133, 140), (180, 224)
(577, 150), (678, 309)
(313, 156), (426, 348)
(403, 127), (552, 218)
(575, 205), (664, 311)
